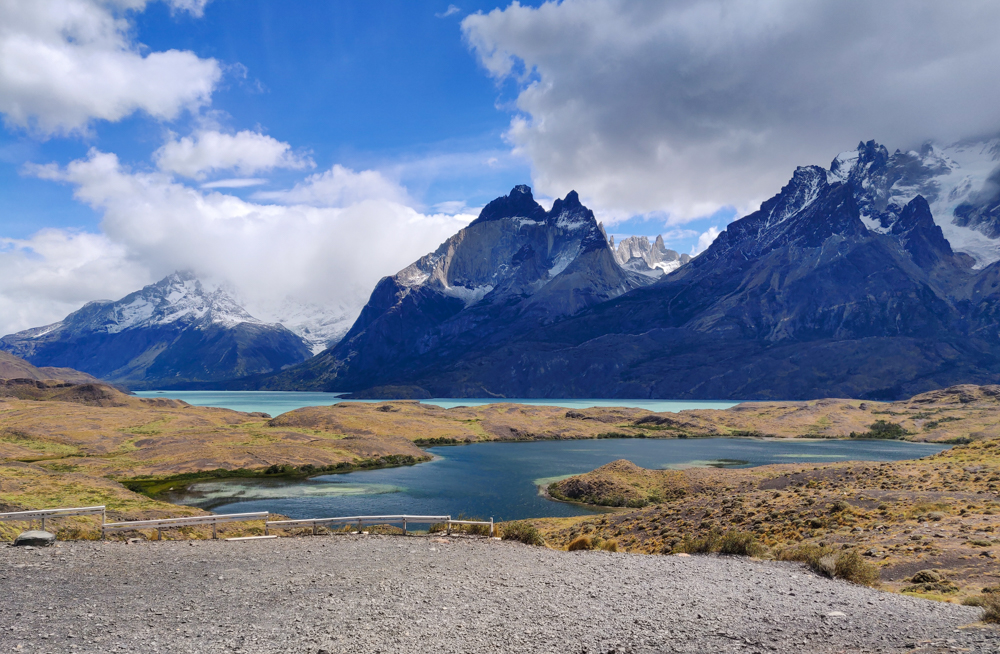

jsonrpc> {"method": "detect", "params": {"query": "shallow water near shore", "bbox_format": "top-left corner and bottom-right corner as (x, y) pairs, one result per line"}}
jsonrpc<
(164, 437), (948, 521)
(133, 390), (741, 416)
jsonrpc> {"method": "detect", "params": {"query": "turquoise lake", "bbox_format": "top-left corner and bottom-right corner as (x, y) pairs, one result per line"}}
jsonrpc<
(133, 390), (740, 416)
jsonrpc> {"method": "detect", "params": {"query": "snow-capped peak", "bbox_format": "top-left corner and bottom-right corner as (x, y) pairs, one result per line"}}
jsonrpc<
(98, 272), (265, 334)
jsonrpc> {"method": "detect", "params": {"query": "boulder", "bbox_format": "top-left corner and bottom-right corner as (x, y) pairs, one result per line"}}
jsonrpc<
(13, 530), (55, 547)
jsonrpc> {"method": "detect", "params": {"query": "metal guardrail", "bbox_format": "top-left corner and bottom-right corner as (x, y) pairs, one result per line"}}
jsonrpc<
(265, 514), (494, 537)
(0, 505), (106, 532)
(102, 511), (269, 540)
(1, 506), (496, 542)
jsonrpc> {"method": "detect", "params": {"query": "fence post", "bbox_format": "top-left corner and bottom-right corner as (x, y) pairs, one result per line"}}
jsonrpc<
(212, 521), (217, 540)
(490, 518), (494, 538)
(357, 518), (362, 533)
(41, 517), (45, 532)
(157, 527), (162, 541)
(402, 517), (407, 534)
(312, 521), (317, 536)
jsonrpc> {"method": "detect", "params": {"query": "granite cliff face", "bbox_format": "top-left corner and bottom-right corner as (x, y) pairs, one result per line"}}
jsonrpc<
(267, 186), (654, 392)
(0, 272), (312, 388)
(611, 235), (690, 277)
(270, 140), (1000, 400)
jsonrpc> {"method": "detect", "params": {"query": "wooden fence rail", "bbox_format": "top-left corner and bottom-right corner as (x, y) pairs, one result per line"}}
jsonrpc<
(0, 505), (106, 532)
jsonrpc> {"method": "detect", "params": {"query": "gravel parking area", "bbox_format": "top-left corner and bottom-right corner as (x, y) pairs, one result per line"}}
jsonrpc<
(1, 535), (997, 653)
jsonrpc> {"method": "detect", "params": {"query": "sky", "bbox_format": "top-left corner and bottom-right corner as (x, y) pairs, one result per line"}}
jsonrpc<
(2, 0), (1000, 336)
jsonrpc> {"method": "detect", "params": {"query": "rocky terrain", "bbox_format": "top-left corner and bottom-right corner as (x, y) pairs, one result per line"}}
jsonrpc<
(0, 272), (313, 389)
(1, 535), (996, 653)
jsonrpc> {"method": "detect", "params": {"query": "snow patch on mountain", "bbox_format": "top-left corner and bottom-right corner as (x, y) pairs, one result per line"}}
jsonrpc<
(828, 137), (1000, 266)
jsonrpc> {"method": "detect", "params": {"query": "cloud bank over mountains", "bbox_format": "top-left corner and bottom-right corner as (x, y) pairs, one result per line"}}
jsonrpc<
(463, 0), (1000, 220)
(4, 0), (1000, 337)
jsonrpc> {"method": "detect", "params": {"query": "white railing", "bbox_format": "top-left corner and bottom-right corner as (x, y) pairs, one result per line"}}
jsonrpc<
(265, 514), (494, 537)
(0, 505), (106, 532)
(101, 511), (269, 540)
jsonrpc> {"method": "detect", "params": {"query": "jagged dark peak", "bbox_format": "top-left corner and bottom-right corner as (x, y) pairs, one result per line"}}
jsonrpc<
(892, 195), (959, 268)
(471, 184), (546, 225)
(699, 170), (863, 264)
(550, 189), (583, 214)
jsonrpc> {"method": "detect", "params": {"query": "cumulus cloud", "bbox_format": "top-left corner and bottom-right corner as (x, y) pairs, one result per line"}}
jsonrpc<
(154, 130), (313, 179)
(0, 229), (150, 334)
(463, 0), (1000, 222)
(200, 178), (267, 189)
(4, 149), (474, 336)
(254, 164), (411, 207)
(0, 0), (221, 136)
(437, 5), (461, 18)
(164, 0), (211, 17)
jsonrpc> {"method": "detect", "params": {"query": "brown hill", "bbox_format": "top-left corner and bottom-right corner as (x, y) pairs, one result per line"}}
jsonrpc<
(0, 351), (98, 384)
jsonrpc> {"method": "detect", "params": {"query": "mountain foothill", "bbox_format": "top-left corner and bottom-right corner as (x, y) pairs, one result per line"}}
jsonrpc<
(4, 138), (1000, 400)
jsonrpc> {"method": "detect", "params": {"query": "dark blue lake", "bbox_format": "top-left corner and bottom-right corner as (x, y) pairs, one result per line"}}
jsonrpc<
(166, 438), (947, 522)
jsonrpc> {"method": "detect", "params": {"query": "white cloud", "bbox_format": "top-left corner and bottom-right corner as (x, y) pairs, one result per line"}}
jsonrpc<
(0, 229), (150, 334)
(437, 5), (461, 18)
(463, 0), (1000, 222)
(0, 0), (221, 136)
(2, 149), (474, 337)
(165, 0), (211, 17)
(692, 226), (721, 256)
(155, 130), (313, 179)
(200, 178), (267, 189)
(254, 164), (411, 207)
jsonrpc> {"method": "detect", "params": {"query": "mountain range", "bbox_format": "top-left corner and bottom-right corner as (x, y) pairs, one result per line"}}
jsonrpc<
(5, 137), (1000, 399)
(262, 138), (1000, 400)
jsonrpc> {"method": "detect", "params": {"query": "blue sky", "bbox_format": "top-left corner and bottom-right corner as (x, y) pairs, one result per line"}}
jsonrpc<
(0, 0), (721, 246)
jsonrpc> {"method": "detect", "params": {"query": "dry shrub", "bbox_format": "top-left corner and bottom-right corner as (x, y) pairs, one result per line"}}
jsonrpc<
(780, 546), (880, 587)
(984, 594), (1000, 624)
(567, 536), (594, 551)
(834, 550), (880, 587)
(676, 529), (767, 558)
(501, 521), (544, 546)
(600, 539), (618, 552)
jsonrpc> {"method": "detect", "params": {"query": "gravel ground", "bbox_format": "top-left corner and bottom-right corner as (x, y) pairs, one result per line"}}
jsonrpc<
(1, 535), (997, 653)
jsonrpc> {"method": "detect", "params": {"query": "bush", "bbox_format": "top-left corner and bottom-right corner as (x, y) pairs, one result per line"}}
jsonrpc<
(501, 521), (544, 546)
(675, 529), (767, 558)
(599, 539), (618, 552)
(850, 420), (908, 440)
(779, 546), (880, 587)
(567, 536), (594, 551)
(983, 594), (1000, 624)
(835, 550), (881, 587)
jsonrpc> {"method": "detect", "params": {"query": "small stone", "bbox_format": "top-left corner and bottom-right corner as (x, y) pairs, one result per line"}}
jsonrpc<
(826, 611), (847, 618)
(13, 530), (55, 547)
